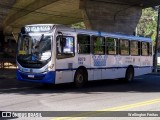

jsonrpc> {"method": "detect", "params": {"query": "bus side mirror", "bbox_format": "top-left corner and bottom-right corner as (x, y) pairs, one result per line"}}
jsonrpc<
(21, 27), (26, 34)
(57, 31), (66, 47)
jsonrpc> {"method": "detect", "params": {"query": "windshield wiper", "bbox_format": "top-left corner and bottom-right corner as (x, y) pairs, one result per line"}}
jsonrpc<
(26, 61), (38, 64)
(32, 34), (44, 53)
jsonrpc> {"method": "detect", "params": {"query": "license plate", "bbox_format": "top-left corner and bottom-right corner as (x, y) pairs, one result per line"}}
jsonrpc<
(28, 75), (34, 78)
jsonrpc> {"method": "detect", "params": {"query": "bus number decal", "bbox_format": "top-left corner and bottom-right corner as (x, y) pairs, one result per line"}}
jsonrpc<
(125, 57), (133, 64)
(78, 57), (86, 65)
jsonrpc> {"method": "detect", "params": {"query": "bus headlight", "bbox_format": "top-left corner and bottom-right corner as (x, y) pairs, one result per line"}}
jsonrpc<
(16, 65), (19, 69)
(16, 65), (21, 70)
(48, 64), (54, 71)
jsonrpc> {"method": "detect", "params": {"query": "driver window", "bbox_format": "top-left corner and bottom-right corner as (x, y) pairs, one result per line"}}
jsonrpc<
(18, 35), (32, 55)
(56, 36), (74, 59)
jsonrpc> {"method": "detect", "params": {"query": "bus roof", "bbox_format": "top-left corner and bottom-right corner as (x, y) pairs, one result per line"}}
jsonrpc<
(74, 29), (152, 42)
(24, 24), (152, 42)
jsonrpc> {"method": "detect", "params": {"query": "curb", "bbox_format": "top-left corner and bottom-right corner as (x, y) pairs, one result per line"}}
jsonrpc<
(147, 72), (160, 76)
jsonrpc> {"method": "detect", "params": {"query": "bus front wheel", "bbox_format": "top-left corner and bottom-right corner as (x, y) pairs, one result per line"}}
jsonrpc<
(125, 66), (134, 82)
(74, 69), (87, 88)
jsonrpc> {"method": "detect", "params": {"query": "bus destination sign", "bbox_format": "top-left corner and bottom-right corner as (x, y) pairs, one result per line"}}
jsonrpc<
(25, 25), (53, 33)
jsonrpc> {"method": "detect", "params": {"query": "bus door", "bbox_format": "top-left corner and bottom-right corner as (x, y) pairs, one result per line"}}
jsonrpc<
(55, 34), (75, 84)
(91, 36), (106, 80)
(77, 34), (93, 81)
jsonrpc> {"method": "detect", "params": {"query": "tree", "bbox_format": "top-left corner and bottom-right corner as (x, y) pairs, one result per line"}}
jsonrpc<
(137, 8), (157, 44)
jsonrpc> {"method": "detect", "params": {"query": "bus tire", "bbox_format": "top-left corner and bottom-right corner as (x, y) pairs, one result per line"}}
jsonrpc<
(125, 66), (134, 82)
(74, 69), (87, 88)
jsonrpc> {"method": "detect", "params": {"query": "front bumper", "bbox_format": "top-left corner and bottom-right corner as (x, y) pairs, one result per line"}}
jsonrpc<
(16, 70), (55, 84)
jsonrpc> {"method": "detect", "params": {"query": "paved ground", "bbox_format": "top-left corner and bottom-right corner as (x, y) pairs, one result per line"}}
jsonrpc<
(0, 69), (40, 89)
(0, 69), (160, 120)
(0, 69), (16, 79)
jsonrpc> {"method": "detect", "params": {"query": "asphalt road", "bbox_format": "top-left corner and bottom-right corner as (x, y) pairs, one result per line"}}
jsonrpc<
(0, 71), (160, 120)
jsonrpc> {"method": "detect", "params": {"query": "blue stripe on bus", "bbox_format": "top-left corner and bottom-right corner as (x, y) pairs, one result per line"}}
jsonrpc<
(56, 66), (152, 71)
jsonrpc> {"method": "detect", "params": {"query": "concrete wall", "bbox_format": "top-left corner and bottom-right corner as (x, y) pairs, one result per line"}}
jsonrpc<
(80, 0), (142, 35)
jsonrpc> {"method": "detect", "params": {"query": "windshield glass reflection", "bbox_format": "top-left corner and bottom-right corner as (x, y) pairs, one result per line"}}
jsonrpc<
(17, 34), (52, 63)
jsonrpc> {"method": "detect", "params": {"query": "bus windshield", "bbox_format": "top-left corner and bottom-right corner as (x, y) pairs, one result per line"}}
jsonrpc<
(17, 34), (52, 63)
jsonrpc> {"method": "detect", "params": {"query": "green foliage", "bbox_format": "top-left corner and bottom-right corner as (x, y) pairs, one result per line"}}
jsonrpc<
(71, 22), (86, 29)
(94, 37), (102, 52)
(137, 8), (158, 44)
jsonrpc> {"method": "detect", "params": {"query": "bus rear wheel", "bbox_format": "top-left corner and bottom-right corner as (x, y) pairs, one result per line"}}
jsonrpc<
(74, 69), (87, 88)
(125, 66), (134, 82)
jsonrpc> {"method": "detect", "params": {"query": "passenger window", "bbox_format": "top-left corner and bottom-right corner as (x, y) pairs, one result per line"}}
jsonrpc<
(142, 42), (149, 56)
(130, 41), (139, 56)
(77, 34), (90, 54)
(149, 43), (152, 56)
(92, 36), (105, 55)
(138, 41), (141, 55)
(119, 39), (129, 55)
(106, 37), (118, 55)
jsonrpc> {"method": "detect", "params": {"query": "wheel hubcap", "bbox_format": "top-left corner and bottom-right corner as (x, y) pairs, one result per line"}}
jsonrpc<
(77, 74), (83, 83)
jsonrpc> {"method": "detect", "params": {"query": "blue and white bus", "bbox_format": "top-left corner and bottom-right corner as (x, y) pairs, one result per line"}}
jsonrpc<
(16, 24), (153, 87)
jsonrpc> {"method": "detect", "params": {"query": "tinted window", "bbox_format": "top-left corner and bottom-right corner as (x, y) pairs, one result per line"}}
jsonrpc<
(120, 39), (129, 55)
(77, 34), (90, 54)
(149, 43), (152, 56)
(142, 42), (149, 56)
(106, 37), (118, 55)
(130, 41), (139, 56)
(92, 36), (105, 54)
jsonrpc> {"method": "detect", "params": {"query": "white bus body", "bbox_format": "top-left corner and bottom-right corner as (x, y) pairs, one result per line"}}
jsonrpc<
(16, 24), (153, 87)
